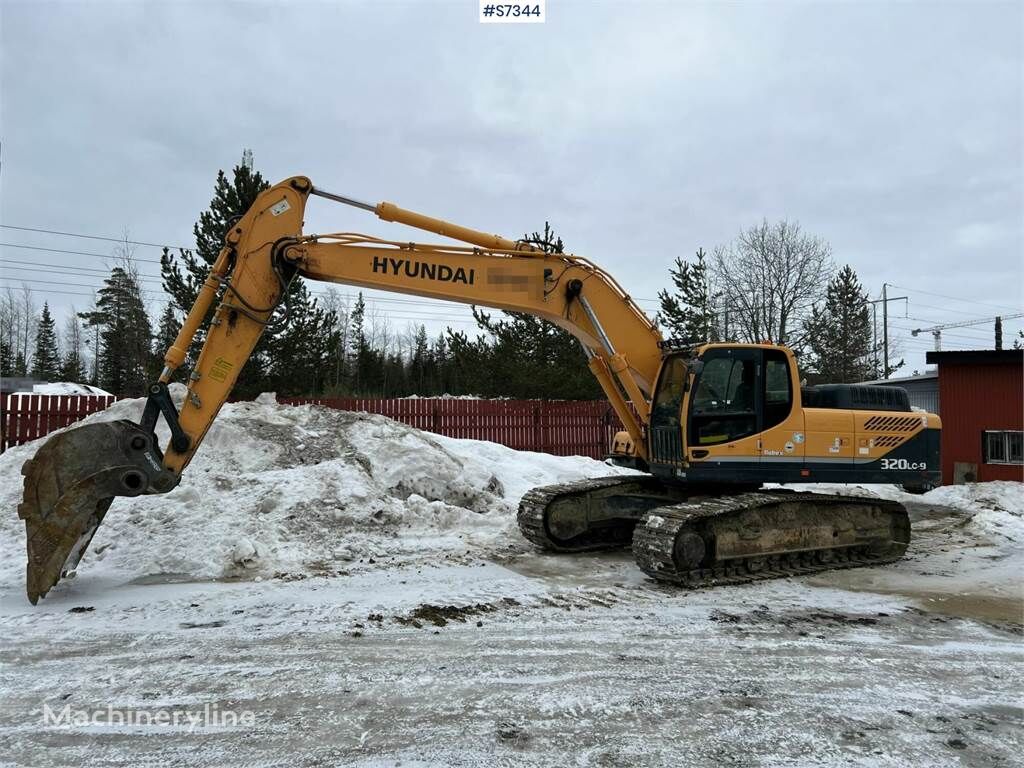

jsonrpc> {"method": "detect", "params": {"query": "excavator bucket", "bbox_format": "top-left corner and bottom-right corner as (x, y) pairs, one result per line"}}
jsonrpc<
(18, 420), (178, 604)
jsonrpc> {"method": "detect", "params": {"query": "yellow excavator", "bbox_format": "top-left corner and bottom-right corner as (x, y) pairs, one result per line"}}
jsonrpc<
(18, 176), (941, 603)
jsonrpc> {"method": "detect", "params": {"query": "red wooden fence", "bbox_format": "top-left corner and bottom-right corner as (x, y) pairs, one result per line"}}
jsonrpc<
(1, 394), (121, 452)
(1, 394), (624, 458)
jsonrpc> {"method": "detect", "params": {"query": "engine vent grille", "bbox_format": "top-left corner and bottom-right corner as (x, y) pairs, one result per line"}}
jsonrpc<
(864, 415), (921, 432)
(873, 434), (907, 448)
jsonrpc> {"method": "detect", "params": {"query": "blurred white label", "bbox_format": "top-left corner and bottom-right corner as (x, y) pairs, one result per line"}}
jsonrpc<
(270, 199), (291, 216)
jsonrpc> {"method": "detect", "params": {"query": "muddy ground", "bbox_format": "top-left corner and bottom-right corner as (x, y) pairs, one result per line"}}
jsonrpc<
(1, 499), (1020, 767)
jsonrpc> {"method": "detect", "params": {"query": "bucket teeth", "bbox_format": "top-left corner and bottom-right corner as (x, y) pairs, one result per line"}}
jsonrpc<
(17, 420), (178, 604)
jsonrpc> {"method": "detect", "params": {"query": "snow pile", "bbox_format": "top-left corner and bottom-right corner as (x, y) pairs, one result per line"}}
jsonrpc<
(402, 393), (488, 400)
(924, 481), (1024, 541)
(13, 382), (112, 396)
(0, 388), (635, 590)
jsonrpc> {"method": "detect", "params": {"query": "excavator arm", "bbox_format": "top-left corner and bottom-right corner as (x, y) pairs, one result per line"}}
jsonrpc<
(160, 176), (662, 473)
(19, 175), (664, 602)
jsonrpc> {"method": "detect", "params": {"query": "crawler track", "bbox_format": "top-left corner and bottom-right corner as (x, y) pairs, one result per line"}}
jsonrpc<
(517, 476), (650, 552)
(632, 491), (910, 587)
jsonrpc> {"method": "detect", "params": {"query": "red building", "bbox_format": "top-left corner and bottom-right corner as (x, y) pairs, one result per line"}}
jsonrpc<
(926, 350), (1023, 484)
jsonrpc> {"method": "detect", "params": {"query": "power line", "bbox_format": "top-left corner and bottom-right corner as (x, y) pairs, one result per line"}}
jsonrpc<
(0, 278), (163, 299)
(1, 241), (664, 311)
(0, 275), (164, 293)
(0, 282), (486, 326)
(888, 283), (1021, 313)
(0, 285), (95, 299)
(926, 332), (997, 343)
(1, 256), (158, 276)
(1, 229), (669, 302)
(0, 245), (664, 314)
(0, 278), (491, 321)
(3, 246), (1011, 339)
(890, 321), (992, 339)
(0, 241), (164, 265)
(1, 261), (166, 284)
(0, 225), (186, 251)
(908, 303), (1023, 320)
(4, 225), (1019, 318)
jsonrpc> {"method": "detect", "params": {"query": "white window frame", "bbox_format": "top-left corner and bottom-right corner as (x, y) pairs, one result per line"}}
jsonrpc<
(983, 430), (1023, 465)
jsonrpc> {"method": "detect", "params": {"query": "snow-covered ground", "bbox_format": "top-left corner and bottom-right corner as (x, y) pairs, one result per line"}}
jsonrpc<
(1, 393), (1020, 767)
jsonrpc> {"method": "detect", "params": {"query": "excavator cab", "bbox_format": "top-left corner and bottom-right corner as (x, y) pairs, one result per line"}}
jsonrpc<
(647, 344), (797, 479)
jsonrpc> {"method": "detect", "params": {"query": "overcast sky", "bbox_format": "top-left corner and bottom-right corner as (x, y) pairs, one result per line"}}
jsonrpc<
(2, 0), (1021, 376)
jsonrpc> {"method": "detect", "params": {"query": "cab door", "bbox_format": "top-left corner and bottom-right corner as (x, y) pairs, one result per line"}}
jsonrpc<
(755, 347), (805, 470)
(686, 348), (761, 469)
(648, 355), (688, 467)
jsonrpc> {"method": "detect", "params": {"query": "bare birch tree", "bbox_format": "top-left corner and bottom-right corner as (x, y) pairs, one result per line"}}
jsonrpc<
(712, 219), (833, 351)
(19, 284), (37, 371)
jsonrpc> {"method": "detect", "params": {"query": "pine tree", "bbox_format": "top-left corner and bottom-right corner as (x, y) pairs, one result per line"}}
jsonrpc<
(153, 303), (181, 356)
(59, 349), (86, 382)
(428, 334), (449, 394)
(465, 222), (602, 399)
(30, 303), (61, 380)
(319, 288), (351, 393)
(804, 265), (875, 383)
(161, 153), (271, 393)
(348, 293), (366, 391)
(444, 329), (493, 395)
(79, 267), (153, 395)
(151, 303), (182, 379)
(0, 334), (14, 378)
(657, 248), (720, 342)
(408, 325), (430, 393)
(381, 351), (407, 397)
(160, 152), (337, 397)
(347, 293), (385, 395)
(265, 285), (339, 395)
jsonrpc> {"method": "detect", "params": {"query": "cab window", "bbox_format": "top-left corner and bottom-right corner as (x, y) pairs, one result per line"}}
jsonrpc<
(689, 352), (757, 445)
(763, 350), (793, 429)
(691, 357), (755, 415)
(651, 356), (688, 427)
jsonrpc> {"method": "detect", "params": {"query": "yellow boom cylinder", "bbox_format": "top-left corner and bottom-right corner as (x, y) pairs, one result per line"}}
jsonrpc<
(375, 202), (534, 253)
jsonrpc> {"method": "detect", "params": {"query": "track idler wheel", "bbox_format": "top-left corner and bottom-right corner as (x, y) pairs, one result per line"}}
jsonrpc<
(672, 531), (706, 571)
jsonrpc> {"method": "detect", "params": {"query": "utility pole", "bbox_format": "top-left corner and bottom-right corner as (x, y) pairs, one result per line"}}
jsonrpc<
(867, 286), (907, 379)
(882, 284), (889, 378)
(871, 302), (878, 375)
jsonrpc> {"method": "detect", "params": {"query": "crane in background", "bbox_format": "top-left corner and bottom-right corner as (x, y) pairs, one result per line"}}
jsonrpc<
(912, 313), (1024, 351)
